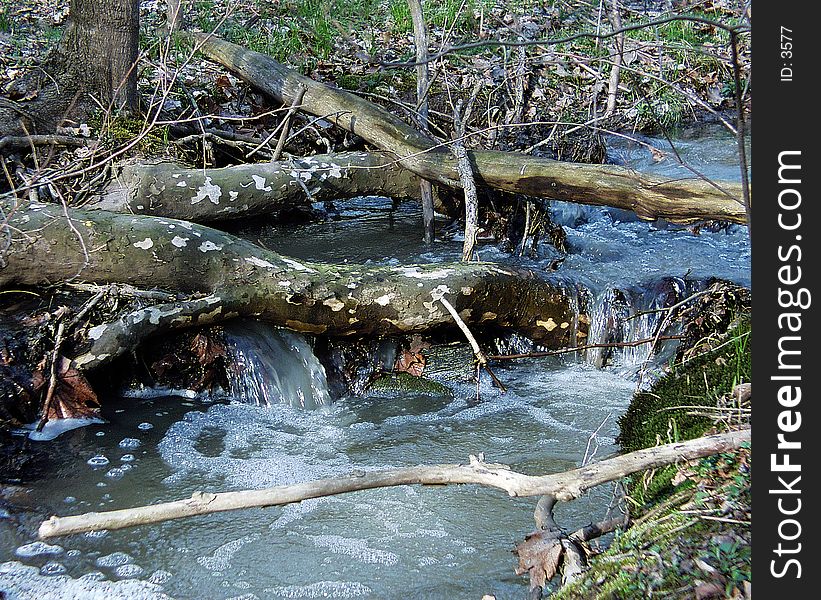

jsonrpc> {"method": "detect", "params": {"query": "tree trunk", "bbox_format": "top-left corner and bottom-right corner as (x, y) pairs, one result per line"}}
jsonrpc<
(193, 34), (748, 225)
(92, 151), (424, 222)
(1, 198), (582, 369)
(0, 0), (139, 134)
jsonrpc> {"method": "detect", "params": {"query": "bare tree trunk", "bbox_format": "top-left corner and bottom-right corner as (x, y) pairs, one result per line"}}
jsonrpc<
(92, 151), (423, 222)
(407, 0), (436, 244)
(603, 0), (624, 119)
(0, 0), (139, 133)
(1, 198), (581, 369)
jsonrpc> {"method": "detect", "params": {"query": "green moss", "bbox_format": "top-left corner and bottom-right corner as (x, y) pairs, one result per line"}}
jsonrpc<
(616, 314), (750, 508)
(90, 114), (170, 155)
(368, 372), (453, 397)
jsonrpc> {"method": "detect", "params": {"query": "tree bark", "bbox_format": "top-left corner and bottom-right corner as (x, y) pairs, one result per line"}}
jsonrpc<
(1, 198), (581, 369)
(90, 151), (423, 222)
(0, 0), (139, 134)
(38, 428), (749, 538)
(193, 34), (747, 224)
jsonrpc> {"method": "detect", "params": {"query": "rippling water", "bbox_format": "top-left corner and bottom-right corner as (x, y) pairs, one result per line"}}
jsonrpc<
(0, 125), (751, 598)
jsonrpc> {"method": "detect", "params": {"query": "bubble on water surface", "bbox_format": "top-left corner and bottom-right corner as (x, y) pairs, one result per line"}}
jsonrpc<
(15, 542), (63, 558)
(137, 422), (154, 430)
(87, 455), (109, 467)
(96, 551), (132, 568)
(105, 467), (126, 480)
(114, 563), (144, 578)
(39, 561), (67, 575)
(119, 438), (141, 448)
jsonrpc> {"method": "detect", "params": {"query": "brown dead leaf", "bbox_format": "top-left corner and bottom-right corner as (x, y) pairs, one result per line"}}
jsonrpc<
(33, 356), (100, 420)
(513, 530), (565, 588)
(394, 351), (426, 377)
(190, 332), (226, 367)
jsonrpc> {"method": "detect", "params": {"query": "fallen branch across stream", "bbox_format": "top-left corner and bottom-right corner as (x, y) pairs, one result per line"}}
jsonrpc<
(193, 33), (748, 224)
(38, 428), (749, 538)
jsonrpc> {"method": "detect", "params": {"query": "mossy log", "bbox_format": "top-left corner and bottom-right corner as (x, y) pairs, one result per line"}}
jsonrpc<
(1, 198), (580, 369)
(194, 34), (747, 225)
(92, 151), (424, 222)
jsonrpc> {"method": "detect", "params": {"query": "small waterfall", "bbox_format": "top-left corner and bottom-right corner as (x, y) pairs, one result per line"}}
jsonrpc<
(222, 320), (332, 409)
(585, 277), (701, 370)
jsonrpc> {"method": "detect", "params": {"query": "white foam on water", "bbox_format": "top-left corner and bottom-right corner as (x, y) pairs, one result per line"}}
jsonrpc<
(197, 535), (259, 572)
(0, 561), (172, 599)
(14, 543), (63, 558)
(159, 404), (352, 489)
(264, 581), (372, 598)
(306, 535), (398, 566)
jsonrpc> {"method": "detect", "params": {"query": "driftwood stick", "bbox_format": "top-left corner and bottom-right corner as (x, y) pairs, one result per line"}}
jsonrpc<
(272, 85), (307, 161)
(36, 321), (65, 431)
(433, 290), (506, 392)
(38, 428), (749, 538)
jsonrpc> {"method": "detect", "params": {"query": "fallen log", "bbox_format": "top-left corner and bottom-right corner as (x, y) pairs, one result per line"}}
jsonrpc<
(91, 151), (424, 222)
(1, 198), (580, 369)
(37, 428), (749, 538)
(194, 33), (747, 224)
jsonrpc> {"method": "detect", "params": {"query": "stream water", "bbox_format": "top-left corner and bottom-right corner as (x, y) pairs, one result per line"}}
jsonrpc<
(0, 125), (750, 599)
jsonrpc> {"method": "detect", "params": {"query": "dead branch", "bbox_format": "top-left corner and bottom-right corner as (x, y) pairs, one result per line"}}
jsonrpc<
(192, 34), (747, 224)
(38, 428), (748, 538)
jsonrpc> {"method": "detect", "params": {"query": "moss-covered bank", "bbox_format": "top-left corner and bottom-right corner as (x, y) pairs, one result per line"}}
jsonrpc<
(551, 295), (751, 599)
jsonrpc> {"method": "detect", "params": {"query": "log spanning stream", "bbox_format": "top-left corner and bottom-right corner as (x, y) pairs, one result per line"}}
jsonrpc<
(0, 127), (750, 599)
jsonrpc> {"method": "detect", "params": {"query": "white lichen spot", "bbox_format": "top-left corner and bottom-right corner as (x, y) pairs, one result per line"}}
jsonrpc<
(229, 191), (239, 201)
(327, 163), (343, 178)
(560, 322), (570, 329)
(251, 175), (272, 192)
(172, 173), (181, 178)
(176, 181), (188, 187)
(136, 205), (145, 210)
(282, 258), (317, 273)
(278, 281), (292, 287)
(171, 236), (189, 248)
(323, 297), (345, 312)
(198, 241), (223, 253)
(536, 318), (558, 331)
(346, 282), (358, 289)
(87, 324), (107, 340)
(245, 256), (276, 269)
(191, 176), (222, 205)
(374, 293), (395, 306)
(133, 238), (154, 250)
(178, 221), (193, 230)
(394, 266), (455, 280)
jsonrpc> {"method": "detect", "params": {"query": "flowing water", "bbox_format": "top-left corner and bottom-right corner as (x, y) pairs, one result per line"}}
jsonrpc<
(0, 125), (751, 599)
